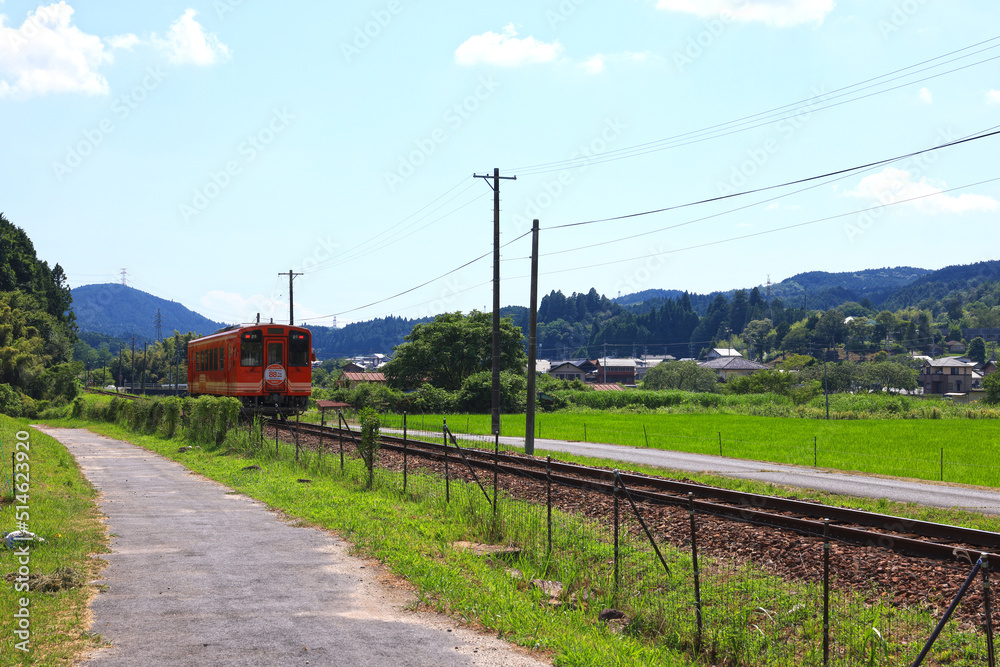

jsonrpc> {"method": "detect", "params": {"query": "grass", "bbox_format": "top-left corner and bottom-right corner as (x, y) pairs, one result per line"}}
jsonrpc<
(40, 407), (1000, 665)
(0, 415), (109, 666)
(386, 411), (1000, 488)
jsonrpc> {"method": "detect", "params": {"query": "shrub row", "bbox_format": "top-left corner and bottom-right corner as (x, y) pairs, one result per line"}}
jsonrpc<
(73, 394), (242, 444)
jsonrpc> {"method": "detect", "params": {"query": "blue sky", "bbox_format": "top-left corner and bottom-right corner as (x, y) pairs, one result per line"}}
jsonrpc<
(2, 0), (999, 329)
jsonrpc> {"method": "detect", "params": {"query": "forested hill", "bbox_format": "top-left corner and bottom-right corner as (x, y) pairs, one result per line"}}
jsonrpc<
(878, 260), (1000, 312)
(617, 267), (930, 317)
(72, 284), (224, 340)
(0, 212), (78, 408)
(309, 316), (432, 359)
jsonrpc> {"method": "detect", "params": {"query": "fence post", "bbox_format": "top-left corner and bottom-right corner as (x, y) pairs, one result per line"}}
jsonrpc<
(688, 492), (703, 653)
(940, 448), (944, 482)
(546, 455), (552, 558)
(275, 418), (279, 456)
(643, 424), (649, 447)
(913, 557), (984, 666)
(814, 436), (817, 467)
(613, 469), (620, 597)
(983, 555), (996, 667)
(584, 423), (587, 442)
(443, 419), (450, 504)
(493, 431), (499, 516)
(823, 519), (830, 667)
(338, 412), (344, 472)
(403, 412), (408, 493)
(718, 432), (722, 457)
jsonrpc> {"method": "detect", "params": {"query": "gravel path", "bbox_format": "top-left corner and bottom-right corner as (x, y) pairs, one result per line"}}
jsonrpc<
(38, 426), (550, 667)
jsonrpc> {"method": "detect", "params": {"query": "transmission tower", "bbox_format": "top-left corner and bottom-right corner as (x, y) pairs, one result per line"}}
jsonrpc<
(120, 268), (127, 286)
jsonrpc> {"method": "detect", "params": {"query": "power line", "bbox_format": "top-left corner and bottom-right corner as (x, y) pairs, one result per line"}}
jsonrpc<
(507, 35), (1000, 176)
(544, 126), (1000, 233)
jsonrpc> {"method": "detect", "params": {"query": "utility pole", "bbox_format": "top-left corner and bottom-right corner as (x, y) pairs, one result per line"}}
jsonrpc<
(130, 337), (136, 394)
(525, 219), (539, 456)
(474, 167), (516, 436)
(142, 343), (148, 394)
(279, 270), (304, 325)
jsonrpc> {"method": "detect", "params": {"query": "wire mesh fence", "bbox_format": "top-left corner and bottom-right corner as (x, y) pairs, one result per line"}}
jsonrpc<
(265, 413), (999, 666)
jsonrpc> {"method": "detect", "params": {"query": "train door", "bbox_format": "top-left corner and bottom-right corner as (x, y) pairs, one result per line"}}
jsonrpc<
(264, 331), (286, 391)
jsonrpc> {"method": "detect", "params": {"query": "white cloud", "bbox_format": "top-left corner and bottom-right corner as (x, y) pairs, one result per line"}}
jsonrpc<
(918, 87), (932, 104)
(656, 0), (835, 27)
(199, 290), (321, 325)
(0, 2), (111, 99)
(107, 33), (140, 51)
(846, 168), (999, 215)
(455, 24), (562, 67)
(987, 89), (1000, 105)
(579, 51), (653, 74)
(581, 54), (605, 74)
(151, 9), (230, 66)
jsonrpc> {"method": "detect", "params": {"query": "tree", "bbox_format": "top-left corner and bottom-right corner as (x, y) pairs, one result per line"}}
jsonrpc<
(642, 361), (719, 393)
(984, 373), (1000, 405)
(968, 337), (987, 365)
(382, 311), (526, 391)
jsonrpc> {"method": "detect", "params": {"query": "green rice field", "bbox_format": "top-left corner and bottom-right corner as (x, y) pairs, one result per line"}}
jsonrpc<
(381, 412), (1000, 488)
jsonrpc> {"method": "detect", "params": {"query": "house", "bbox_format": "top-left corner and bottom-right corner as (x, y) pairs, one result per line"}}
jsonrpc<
(699, 356), (768, 382)
(963, 328), (1000, 343)
(548, 362), (586, 382)
(635, 355), (674, 381)
(946, 340), (967, 354)
(342, 362), (366, 373)
(337, 372), (387, 389)
(918, 358), (977, 395)
(706, 348), (743, 361)
(591, 383), (624, 391)
(593, 358), (636, 385)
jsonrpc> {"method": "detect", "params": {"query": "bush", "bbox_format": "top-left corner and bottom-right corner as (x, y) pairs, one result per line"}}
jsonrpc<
(162, 397), (182, 438)
(358, 408), (381, 488)
(457, 371), (526, 413)
(0, 383), (23, 417)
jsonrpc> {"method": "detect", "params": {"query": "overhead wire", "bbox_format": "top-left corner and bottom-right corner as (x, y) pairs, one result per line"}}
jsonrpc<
(506, 35), (1000, 176)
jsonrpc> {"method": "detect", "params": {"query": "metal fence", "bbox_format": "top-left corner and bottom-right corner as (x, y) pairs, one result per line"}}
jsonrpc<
(273, 413), (998, 666)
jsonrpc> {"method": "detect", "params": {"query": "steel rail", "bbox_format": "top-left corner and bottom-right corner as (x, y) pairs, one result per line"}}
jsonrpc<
(277, 420), (1000, 566)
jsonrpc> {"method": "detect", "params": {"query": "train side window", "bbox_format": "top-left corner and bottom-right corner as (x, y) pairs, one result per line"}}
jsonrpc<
(241, 330), (263, 366)
(288, 331), (310, 367)
(268, 342), (283, 366)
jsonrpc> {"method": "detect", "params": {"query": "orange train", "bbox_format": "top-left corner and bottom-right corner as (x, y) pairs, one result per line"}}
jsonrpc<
(186, 324), (313, 416)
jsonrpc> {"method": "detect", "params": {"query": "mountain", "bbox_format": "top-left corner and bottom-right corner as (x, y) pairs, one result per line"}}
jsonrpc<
(878, 260), (1000, 311)
(71, 284), (225, 340)
(616, 266), (931, 315)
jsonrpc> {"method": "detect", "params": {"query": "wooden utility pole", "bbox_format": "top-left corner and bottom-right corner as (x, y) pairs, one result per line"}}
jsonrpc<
(525, 219), (539, 455)
(279, 269), (304, 325)
(474, 168), (516, 436)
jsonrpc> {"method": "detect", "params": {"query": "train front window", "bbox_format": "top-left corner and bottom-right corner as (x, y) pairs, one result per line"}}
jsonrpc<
(268, 342), (283, 366)
(241, 330), (263, 366)
(288, 331), (309, 367)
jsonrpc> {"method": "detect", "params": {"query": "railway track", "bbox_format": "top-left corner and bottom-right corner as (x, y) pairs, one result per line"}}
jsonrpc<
(273, 419), (1000, 569)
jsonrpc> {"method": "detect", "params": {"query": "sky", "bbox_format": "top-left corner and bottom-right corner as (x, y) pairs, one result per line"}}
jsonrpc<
(2, 0), (999, 331)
